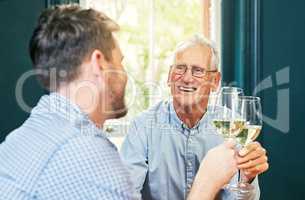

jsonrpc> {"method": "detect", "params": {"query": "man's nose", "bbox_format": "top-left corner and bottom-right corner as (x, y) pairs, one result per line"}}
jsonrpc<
(181, 68), (193, 83)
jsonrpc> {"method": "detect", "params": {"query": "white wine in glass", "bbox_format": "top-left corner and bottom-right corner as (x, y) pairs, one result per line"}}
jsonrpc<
(235, 124), (261, 146)
(213, 119), (246, 138)
(211, 87), (245, 139)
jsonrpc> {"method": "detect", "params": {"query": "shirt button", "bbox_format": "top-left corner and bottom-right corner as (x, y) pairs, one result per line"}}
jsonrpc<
(188, 162), (192, 167)
(187, 183), (192, 189)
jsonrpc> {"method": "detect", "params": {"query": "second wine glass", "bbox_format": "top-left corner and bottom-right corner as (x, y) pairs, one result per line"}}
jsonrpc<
(234, 96), (263, 199)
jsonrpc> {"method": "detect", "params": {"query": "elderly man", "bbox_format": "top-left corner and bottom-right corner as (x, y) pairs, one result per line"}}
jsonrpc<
(120, 35), (269, 200)
(0, 6), (243, 200)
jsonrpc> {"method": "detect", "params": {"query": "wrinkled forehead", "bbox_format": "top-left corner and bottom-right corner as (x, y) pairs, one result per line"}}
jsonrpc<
(174, 44), (213, 66)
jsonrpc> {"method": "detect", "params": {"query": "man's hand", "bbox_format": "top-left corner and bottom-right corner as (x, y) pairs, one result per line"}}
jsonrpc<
(188, 140), (238, 200)
(237, 141), (269, 181)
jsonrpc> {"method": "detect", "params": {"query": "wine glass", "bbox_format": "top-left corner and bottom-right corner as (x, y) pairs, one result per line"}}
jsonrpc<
(235, 96), (263, 198)
(210, 87), (246, 192)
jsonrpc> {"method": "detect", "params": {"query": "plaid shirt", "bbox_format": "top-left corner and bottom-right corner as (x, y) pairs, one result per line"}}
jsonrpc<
(0, 93), (138, 200)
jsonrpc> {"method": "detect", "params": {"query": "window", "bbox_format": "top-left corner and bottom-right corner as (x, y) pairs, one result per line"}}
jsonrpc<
(81, 0), (221, 149)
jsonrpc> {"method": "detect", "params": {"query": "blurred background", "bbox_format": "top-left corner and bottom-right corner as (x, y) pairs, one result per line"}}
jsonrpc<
(0, 0), (304, 199)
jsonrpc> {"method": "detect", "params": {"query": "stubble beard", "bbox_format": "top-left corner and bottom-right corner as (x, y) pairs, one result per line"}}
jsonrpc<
(108, 84), (128, 119)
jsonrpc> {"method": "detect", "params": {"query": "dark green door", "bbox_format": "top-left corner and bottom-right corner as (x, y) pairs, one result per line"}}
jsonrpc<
(260, 0), (305, 199)
(0, 0), (45, 142)
(222, 0), (305, 199)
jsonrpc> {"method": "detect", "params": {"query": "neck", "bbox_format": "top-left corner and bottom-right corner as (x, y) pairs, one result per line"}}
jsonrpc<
(174, 100), (208, 128)
(56, 82), (106, 128)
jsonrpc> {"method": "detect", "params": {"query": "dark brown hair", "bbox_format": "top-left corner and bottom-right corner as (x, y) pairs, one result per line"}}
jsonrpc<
(29, 5), (119, 90)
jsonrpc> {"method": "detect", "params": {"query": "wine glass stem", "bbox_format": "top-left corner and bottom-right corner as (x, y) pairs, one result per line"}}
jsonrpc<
(239, 169), (250, 184)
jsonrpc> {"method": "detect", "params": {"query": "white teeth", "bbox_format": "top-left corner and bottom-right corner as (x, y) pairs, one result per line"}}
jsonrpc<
(178, 86), (196, 92)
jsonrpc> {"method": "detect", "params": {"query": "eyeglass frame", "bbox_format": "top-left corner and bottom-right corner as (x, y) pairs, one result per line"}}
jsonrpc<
(170, 63), (218, 78)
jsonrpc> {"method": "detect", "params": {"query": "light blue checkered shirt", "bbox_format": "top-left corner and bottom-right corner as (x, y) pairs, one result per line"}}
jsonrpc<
(120, 99), (260, 200)
(0, 93), (138, 200)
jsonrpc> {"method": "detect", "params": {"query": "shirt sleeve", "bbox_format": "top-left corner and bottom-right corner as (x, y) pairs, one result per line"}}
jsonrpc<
(120, 118), (149, 197)
(35, 135), (138, 200)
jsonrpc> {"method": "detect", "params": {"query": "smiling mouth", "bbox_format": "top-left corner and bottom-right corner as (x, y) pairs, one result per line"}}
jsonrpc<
(177, 86), (197, 93)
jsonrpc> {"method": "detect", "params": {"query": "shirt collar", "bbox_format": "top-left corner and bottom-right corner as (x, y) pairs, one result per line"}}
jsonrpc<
(32, 92), (107, 138)
(167, 99), (211, 134)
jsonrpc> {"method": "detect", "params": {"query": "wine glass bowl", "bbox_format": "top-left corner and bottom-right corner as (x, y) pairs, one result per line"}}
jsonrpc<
(210, 87), (245, 139)
(237, 96), (262, 147)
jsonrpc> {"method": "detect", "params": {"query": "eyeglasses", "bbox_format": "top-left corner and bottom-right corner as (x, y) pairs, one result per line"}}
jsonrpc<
(171, 64), (217, 78)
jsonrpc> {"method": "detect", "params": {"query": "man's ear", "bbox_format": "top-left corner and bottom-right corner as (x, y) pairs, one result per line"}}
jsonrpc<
(90, 49), (107, 76)
(211, 72), (221, 92)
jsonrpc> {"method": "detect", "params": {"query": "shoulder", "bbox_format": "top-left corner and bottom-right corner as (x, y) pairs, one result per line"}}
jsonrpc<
(24, 106), (85, 142)
(36, 135), (133, 198)
(48, 134), (121, 169)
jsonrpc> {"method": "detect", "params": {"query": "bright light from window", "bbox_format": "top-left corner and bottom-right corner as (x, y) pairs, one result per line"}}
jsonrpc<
(82, 0), (221, 149)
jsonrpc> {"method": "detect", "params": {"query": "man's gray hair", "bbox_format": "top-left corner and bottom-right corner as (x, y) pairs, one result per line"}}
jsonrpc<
(172, 34), (219, 70)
